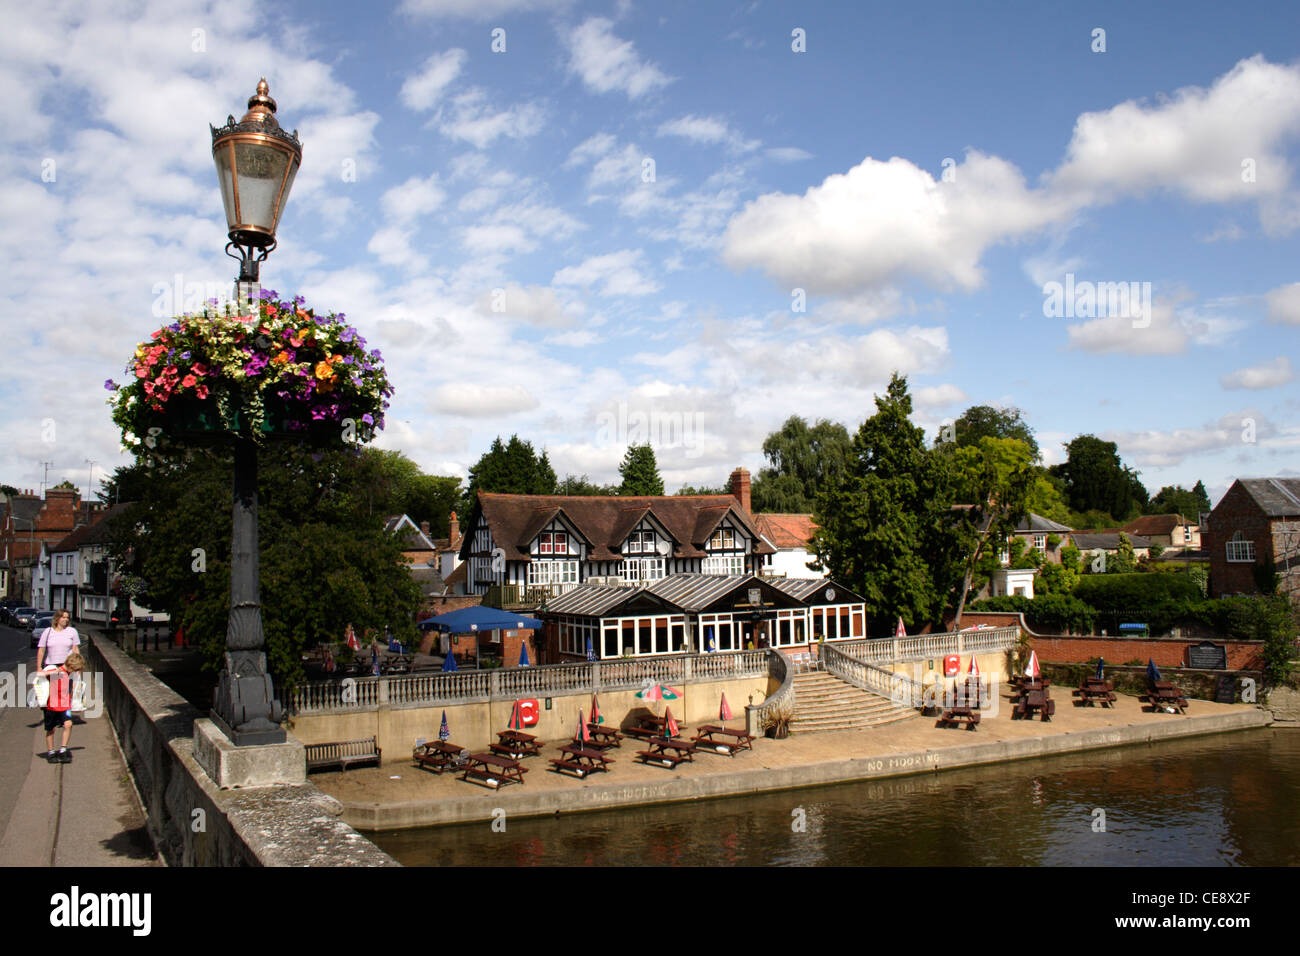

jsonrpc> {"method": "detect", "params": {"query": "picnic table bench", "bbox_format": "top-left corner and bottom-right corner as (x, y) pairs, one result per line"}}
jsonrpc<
(1012, 682), (1055, 722)
(624, 715), (684, 740)
(461, 752), (528, 789)
(1141, 681), (1189, 714)
(585, 724), (623, 749)
(549, 743), (614, 778)
(305, 737), (382, 773)
(1072, 679), (1117, 708)
(490, 729), (542, 759)
(690, 725), (755, 755)
(636, 736), (697, 769)
(412, 739), (465, 774)
(935, 705), (981, 729)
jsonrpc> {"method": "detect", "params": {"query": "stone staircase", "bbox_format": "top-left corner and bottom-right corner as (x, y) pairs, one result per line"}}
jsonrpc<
(790, 670), (916, 733)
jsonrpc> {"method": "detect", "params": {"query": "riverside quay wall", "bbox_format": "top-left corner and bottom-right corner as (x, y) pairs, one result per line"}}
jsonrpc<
(84, 633), (396, 867)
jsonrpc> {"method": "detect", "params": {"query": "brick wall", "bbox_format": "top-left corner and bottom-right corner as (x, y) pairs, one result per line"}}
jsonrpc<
(1031, 634), (1264, 670)
(1206, 482), (1271, 598)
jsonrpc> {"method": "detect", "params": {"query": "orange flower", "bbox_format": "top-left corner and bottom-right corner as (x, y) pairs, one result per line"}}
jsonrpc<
(314, 361), (334, 380)
(271, 351), (290, 365)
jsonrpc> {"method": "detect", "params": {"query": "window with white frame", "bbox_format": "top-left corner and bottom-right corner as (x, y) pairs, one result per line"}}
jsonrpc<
(537, 531), (569, 555)
(527, 559), (578, 587)
(623, 557), (665, 582)
(1225, 532), (1255, 563)
(625, 530), (659, 554)
(703, 554), (745, 576)
(709, 527), (737, 550)
(1034, 534), (1046, 553)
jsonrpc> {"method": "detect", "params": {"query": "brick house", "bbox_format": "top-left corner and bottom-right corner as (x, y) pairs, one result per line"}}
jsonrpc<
(1, 488), (104, 609)
(1206, 478), (1300, 608)
(1123, 513), (1200, 551)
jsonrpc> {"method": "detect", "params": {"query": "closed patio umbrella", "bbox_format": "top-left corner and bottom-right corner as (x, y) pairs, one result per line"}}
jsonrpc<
(438, 711), (450, 741)
(1025, 650), (1041, 679)
(664, 705), (679, 739)
(591, 693), (603, 725)
(1096, 657), (1105, 680)
(518, 642), (530, 667)
(1146, 658), (1162, 683)
(575, 708), (590, 745)
(720, 693), (733, 722)
(442, 650), (459, 672)
(508, 700), (525, 730)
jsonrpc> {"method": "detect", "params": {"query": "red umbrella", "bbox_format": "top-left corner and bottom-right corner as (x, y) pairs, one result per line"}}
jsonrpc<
(575, 708), (590, 745)
(895, 616), (906, 638)
(507, 700), (524, 730)
(720, 693), (733, 722)
(591, 693), (603, 725)
(345, 623), (360, 652)
(664, 705), (679, 739)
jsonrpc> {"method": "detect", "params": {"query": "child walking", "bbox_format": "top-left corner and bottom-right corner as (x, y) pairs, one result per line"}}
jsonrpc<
(41, 650), (84, 764)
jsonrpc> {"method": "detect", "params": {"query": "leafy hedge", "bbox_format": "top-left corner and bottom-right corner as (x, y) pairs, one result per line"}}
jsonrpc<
(969, 593), (1095, 633)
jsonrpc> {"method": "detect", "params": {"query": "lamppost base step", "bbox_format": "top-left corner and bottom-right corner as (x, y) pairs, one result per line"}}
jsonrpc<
(194, 717), (306, 789)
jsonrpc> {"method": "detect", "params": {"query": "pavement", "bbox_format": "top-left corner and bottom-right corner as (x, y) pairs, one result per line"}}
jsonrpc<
(0, 624), (159, 867)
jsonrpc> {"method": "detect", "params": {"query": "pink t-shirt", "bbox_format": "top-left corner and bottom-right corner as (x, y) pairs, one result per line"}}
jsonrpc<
(38, 626), (80, 665)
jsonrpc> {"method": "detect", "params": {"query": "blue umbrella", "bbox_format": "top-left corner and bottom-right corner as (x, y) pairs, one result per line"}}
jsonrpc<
(1146, 658), (1161, 683)
(518, 641), (531, 667)
(706, 625), (716, 652)
(418, 605), (543, 632)
(438, 711), (450, 741)
(1096, 657), (1105, 680)
(585, 635), (595, 662)
(443, 650), (459, 672)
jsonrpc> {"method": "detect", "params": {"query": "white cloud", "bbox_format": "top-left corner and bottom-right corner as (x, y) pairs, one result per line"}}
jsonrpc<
(400, 49), (467, 111)
(1266, 282), (1300, 324)
(1106, 411), (1276, 468)
(914, 384), (967, 408)
(564, 18), (672, 100)
(657, 115), (759, 153)
(1050, 55), (1300, 225)
(1220, 356), (1294, 390)
(380, 174), (446, 225)
(429, 384), (540, 417)
(462, 223), (534, 256)
(400, 0), (574, 19)
(553, 249), (660, 297)
(766, 147), (813, 163)
(440, 90), (545, 148)
(724, 152), (1068, 295)
(1065, 300), (1189, 355)
(475, 283), (577, 328)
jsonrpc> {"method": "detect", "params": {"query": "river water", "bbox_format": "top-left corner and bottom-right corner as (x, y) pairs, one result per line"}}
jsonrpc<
(371, 728), (1299, 867)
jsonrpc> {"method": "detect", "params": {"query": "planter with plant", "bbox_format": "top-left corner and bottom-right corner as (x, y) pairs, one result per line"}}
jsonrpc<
(761, 700), (794, 738)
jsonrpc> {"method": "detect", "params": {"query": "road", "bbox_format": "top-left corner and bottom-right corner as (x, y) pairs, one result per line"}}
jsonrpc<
(0, 621), (158, 867)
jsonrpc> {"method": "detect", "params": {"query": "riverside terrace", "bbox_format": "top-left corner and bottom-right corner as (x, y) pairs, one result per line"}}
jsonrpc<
(284, 627), (1023, 757)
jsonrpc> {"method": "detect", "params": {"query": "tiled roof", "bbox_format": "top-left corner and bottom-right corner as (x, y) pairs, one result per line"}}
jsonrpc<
(1013, 513), (1073, 534)
(1123, 514), (1190, 536)
(1071, 532), (1154, 550)
(755, 513), (817, 549)
(465, 493), (773, 563)
(1236, 478), (1300, 517)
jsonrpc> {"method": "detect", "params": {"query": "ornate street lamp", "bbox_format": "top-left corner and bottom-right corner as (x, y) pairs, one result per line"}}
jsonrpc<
(211, 78), (302, 305)
(207, 79), (302, 746)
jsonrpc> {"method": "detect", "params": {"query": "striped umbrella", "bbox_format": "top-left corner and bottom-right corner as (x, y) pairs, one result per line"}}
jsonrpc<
(1026, 650), (1041, 679)
(507, 700), (525, 730)
(575, 708), (590, 745)
(664, 705), (680, 739)
(720, 693), (733, 722)
(591, 693), (603, 725)
(438, 710), (450, 741)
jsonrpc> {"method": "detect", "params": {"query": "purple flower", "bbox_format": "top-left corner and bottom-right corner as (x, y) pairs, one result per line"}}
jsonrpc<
(361, 413), (374, 426)
(340, 328), (355, 343)
(343, 355), (355, 365)
(104, 379), (117, 391)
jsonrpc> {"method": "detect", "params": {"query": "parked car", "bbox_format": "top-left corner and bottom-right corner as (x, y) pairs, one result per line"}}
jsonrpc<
(12, 606), (38, 630)
(1, 598), (25, 625)
(29, 611), (53, 647)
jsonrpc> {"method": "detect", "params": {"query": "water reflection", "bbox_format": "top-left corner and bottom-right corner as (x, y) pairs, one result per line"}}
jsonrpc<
(373, 730), (1299, 867)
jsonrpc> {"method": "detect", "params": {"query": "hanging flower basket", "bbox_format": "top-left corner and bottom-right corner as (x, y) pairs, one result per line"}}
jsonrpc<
(107, 291), (391, 453)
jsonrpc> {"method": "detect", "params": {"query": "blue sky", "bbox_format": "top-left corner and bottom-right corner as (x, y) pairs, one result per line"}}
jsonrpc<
(2, 0), (1298, 506)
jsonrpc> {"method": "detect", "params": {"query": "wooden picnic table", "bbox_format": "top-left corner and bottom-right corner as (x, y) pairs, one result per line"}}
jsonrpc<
(636, 736), (697, 769)
(549, 743), (614, 778)
(936, 705), (981, 730)
(1072, 678), (1117, 708)
(691, 725), (755, 755)
(412, 739), (465, 774)
(1143, 682), (1189, 714)
(585, 724), (623, 749)
(1012, 682), (1055, 722)
(624, 714), (685, 740)
(490, 729), (542, 759)
(461, 752), (528, 789)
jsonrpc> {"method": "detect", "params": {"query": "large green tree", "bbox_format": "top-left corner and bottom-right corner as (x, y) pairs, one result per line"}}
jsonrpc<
(105, 446), (422, 690)
(812, 373), (945, 632)
(1050, 435), (1149, 521)
(751, 416), (852, 513)
(1150, 482), (1211, 518)
(618, 443), (664, 496)
(944, 436), (1038, 626)
(946, 405), (1040, 462)
(463, 434), (557, 511)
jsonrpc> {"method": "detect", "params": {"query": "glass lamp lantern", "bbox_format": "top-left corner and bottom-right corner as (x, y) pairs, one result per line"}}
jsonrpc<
(211, 79), (302, 282)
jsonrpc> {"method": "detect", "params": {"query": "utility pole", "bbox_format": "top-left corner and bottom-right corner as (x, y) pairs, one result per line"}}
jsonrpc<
(85, 459), (98, 504)
(40, 461), (53, 497)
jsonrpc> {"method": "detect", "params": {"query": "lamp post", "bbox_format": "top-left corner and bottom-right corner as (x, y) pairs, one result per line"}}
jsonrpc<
(208, 79), (302, 746)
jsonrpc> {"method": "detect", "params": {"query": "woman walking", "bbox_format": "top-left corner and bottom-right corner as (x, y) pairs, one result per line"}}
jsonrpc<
(35, 609), (80, 672)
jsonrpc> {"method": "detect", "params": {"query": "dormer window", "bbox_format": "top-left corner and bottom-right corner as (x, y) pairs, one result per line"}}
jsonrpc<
(626, 530), (656, 554)
(538, 531), (568, 555)
(709, 527), (737, 550)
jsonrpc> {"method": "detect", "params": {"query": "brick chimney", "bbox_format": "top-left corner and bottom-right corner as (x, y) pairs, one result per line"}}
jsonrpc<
(420, 520), (431, 537)
(448, 510), (460, 549)
(729, 467), (751, 514)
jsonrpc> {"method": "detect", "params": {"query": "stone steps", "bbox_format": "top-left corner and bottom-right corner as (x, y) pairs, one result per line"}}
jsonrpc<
(789, 671), (916, 732)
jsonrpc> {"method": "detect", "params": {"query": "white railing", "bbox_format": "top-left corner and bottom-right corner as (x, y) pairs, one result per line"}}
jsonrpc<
(822, 643), (924, 711)
(289, 650), (769, 715)
(835, 626), (1018, 664)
